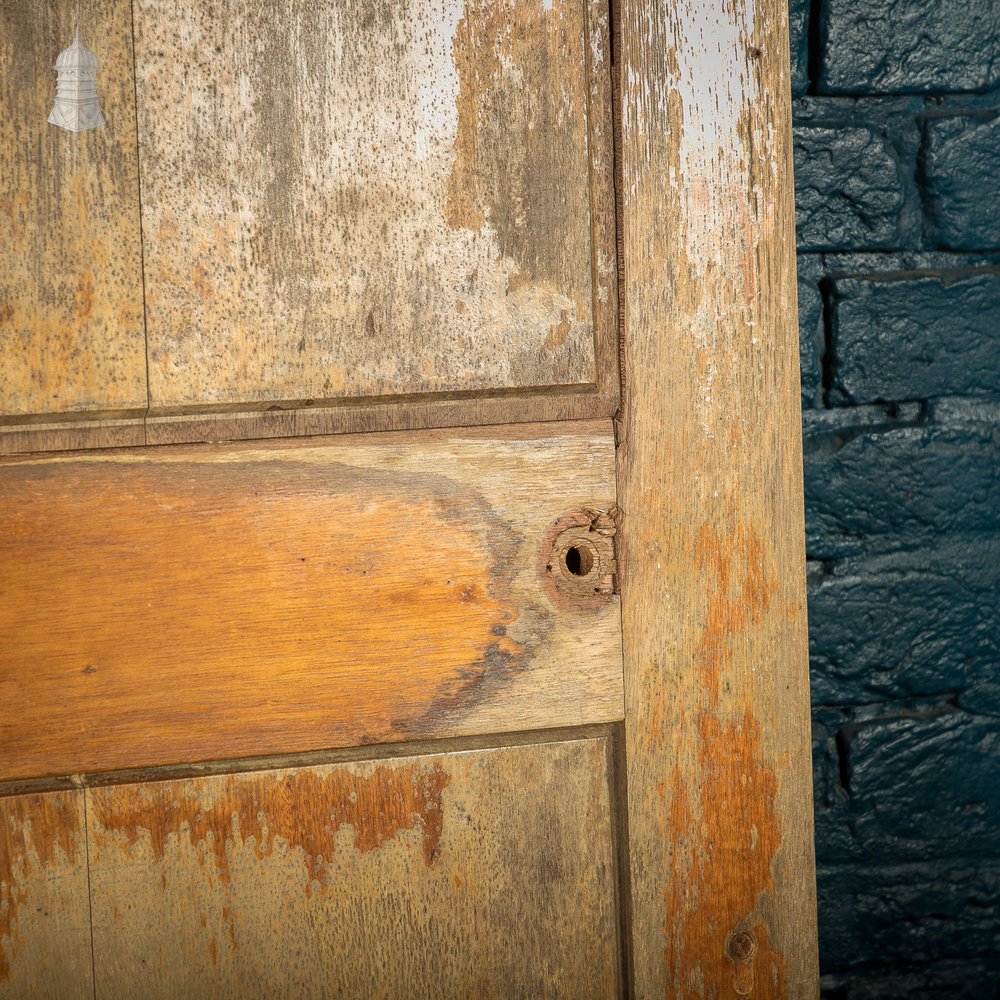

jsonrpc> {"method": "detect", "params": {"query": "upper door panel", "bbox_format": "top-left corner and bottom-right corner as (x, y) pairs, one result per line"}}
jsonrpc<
(133, 0), (613, 412)
(0, 0), (615, 454)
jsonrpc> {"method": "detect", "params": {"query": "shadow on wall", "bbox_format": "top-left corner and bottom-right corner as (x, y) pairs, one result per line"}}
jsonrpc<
(789, 0), (1000, 997)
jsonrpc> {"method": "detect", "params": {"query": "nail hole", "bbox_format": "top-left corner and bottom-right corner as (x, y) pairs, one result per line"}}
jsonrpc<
(564, 545), (594, 577)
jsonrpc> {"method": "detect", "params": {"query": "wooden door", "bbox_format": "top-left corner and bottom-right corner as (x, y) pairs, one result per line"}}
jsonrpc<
(0, 1), (818, 997)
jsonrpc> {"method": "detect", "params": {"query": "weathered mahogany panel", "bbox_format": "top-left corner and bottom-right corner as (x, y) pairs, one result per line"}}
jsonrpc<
(87, 739), (620, 998)
(133, 0), (606, 412)
(0, 422), (622, 780)
(0, 1), (146, 423)
(617, 0), (819, 995)
(0, 790), (93, 998)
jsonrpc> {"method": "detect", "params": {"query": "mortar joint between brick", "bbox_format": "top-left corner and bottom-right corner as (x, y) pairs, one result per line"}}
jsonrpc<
(805, 0), (824, 96)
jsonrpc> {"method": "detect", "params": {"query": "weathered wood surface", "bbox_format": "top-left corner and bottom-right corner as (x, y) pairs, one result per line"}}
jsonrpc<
(0, 422), (622, 781)
(138, 0), (620, 448)
(617, 1), (819, 996)
(0, 417), (144, 456)
(140, 383), (620, 448)
(0, 0), (618, 455)
(86, 738), (621, 998)
(0, 791), (93, 999)
(0, 1), (146, 423)
(133, 0), (609, 413)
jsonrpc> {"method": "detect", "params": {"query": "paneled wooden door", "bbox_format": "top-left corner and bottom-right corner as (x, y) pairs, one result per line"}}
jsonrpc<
(0, 1), (818, 997)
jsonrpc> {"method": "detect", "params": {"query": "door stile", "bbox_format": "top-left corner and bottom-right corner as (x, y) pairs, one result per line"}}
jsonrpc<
(616, 1), (819, 996)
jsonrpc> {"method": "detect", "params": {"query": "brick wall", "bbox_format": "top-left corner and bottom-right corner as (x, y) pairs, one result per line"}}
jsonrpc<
(789, 1), (1000, 995)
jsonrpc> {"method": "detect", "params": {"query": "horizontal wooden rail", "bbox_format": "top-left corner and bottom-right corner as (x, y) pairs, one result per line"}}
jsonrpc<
(0, 422), (623, 780)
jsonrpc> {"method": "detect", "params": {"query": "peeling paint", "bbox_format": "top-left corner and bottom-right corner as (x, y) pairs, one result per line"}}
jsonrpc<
(664, 711), (785, 998)
(659, 517), (786, 997)
(92, 762), (451, 896)
(0, 793), (81, 982)
(84, 740), (620, 996)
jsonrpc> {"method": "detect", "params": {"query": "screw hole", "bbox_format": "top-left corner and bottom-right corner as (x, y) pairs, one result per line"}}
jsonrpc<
(564, 545), (594, 577)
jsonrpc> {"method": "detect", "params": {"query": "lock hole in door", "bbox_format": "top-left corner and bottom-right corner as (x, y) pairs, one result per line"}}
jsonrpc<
(539, 511), (617, 608)
(564, 544), (594, 577)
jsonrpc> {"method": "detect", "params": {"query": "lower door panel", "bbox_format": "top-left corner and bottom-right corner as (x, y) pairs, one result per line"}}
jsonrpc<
(2, 737), (621, 999)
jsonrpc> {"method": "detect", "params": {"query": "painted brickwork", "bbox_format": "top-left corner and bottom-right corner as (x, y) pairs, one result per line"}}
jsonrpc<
(790, 0), (1000, 995)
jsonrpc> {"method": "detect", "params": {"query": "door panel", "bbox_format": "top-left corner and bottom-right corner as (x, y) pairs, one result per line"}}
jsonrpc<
(86, 738), (620, 999)
(134, 0), (608, 410)
(0, 422), (622, 780)
(0, 791), (92, 999)
(0, 0), (145, 428)
(0, 0), (618, 455)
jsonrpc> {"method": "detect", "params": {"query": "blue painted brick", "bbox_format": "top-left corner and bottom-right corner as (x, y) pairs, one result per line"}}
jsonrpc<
(792, 100), (921, 251)
(817, 861), (1000, 976)
(788, 0), (810, 98)
(803, 406), (1000, 559)
(797, 259), (824, 408)
(806, 540), (999, 706)
(793, 0), (1000, 993)
(832, 269), (1000, 402)
(814, 705), (1000, 865)
(794, 125), (904, 250)
(924, 113), (1000, 250)
(820, 0), (1000, 94)
(811, 708), (846, 806)
(820, 249), (1000, 275)
(821, 958), (1000, 1000)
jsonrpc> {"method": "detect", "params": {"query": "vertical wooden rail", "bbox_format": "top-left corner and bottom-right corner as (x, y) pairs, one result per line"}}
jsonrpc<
(617, 1), (819, 997)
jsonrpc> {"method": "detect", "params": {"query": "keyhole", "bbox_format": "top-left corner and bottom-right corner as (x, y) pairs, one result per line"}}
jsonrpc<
(564, 544), (594, 577)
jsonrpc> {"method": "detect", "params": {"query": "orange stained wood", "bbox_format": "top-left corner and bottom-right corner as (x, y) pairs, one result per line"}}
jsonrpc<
(86, 739), (621, 998)
(617, 0), (819, 995)
(0, 790), (93, 996)
(0, 422), (623, 781)
(90, 762), (452, 878)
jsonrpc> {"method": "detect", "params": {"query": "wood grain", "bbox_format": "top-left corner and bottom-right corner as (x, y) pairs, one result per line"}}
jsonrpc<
(141, 385), (619, 448)
(616, 1), (819, 996)
(134, 0), (600, 411)
(0, 790), (93, 998)
(138, 0), (621, 450)
(0, 0), (619, 455)
(0, 1), (146, 422)
(0, 422), (622, 781)
(86, 738), (620, 999)
(0, 416), (144, 456)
